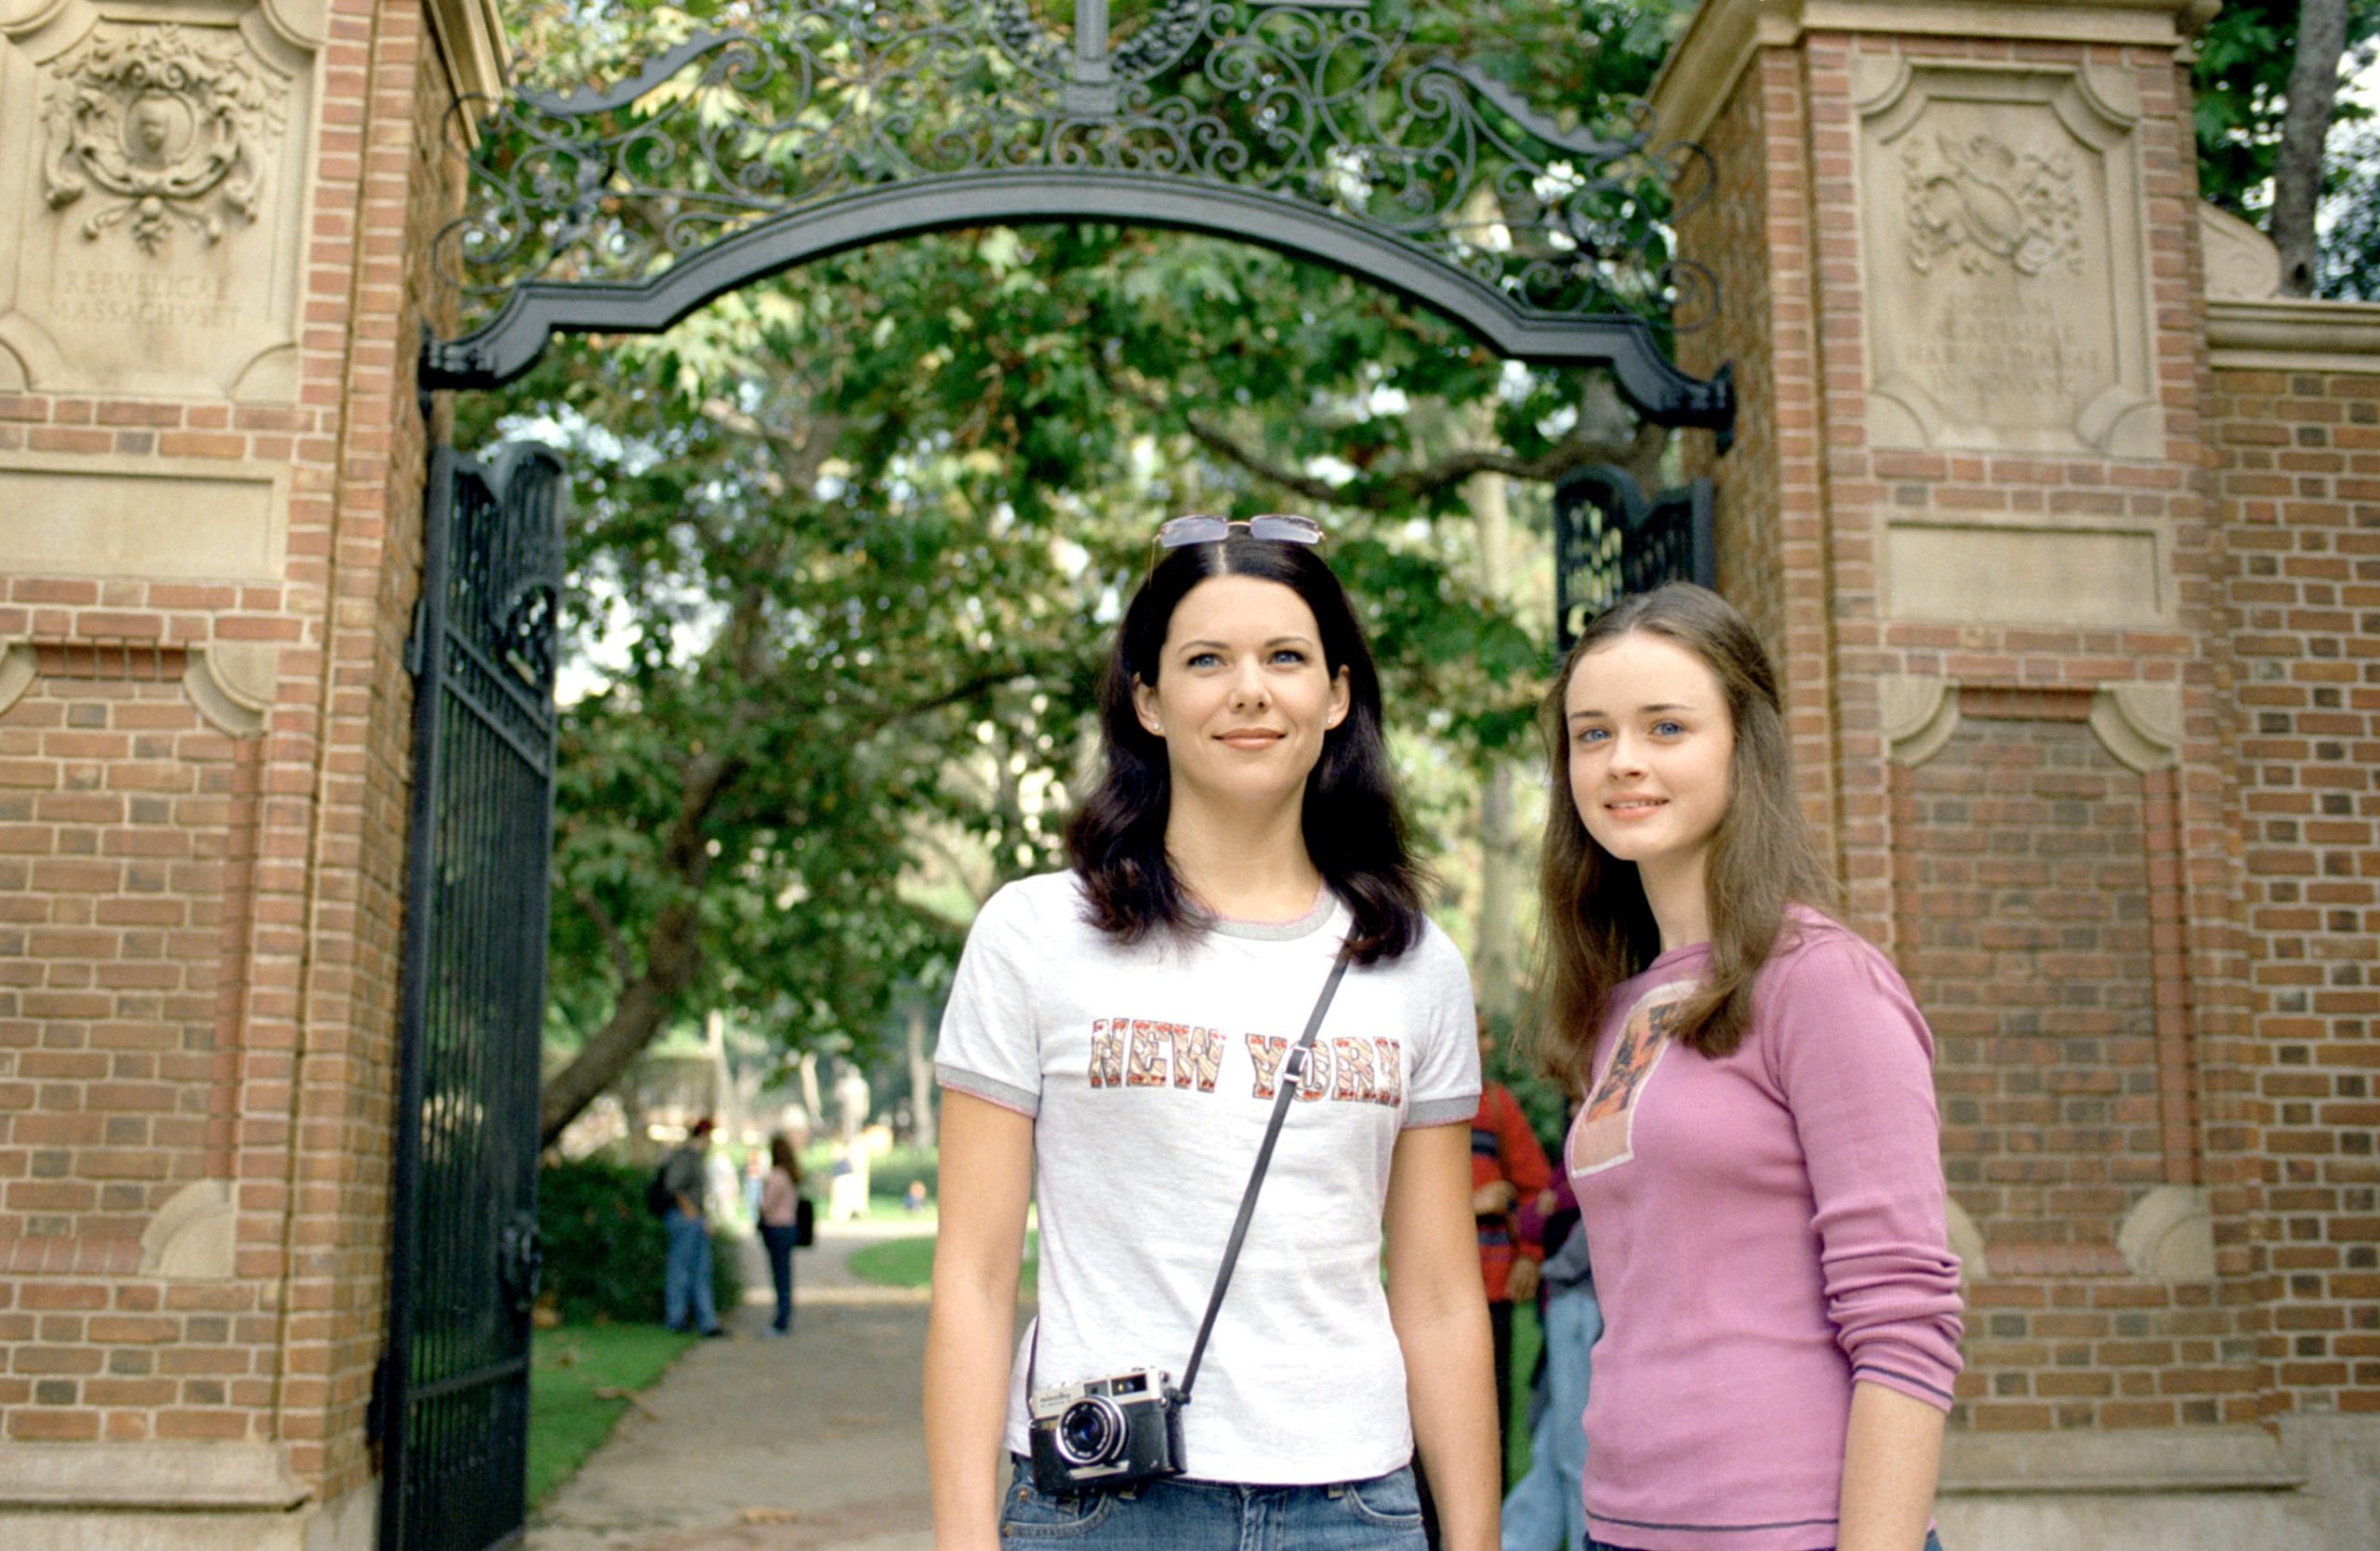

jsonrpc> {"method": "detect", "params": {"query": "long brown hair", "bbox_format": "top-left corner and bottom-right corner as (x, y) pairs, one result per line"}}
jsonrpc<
(1533, 583), (1834, 1089)
(1065, 531), (1427, 964)
(768, 1133), (801, 1184)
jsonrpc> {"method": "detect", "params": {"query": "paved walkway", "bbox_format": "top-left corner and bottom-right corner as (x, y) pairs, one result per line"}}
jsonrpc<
(528, 1214), (960, 1551)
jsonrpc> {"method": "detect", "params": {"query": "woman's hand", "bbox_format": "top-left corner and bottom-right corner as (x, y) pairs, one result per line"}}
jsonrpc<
(1384, 1122), (1501, 1551)
(1471, 1179), (1517, 1216)
(924, 1092), (1035, 1551)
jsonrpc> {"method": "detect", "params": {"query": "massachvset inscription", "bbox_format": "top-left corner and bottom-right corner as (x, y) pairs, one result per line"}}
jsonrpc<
(1857, 61), (2159, 458)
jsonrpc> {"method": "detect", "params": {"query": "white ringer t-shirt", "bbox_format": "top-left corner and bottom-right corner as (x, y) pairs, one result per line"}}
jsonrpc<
(934, 869), (1480, 1486)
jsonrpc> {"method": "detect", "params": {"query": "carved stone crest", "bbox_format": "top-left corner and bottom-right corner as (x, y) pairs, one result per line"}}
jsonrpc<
(1903, 133), (2082, 279)
(41, 23), (287, 254)
(1856, 61), (2159, 457)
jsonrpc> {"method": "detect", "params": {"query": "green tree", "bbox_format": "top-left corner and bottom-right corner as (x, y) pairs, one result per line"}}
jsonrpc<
(2193, 0), (2380, 297)
(454, 1), (1706, 1141)
(2318, 123), (2380, 297)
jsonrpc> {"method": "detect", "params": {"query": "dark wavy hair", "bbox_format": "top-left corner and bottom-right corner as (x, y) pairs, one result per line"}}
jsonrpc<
(1533, 583), (1835, 1086)
(1064, 533), (1427, 963)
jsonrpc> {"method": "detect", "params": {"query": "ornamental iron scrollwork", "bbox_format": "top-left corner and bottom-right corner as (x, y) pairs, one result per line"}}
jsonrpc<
(1553, 464), (1715, 653)
(427, 1), (1728, 432)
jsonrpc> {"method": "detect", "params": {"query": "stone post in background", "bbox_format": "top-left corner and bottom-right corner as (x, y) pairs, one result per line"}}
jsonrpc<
(0, 0), (503, 1544)
(1651, 2), (2378, 1546)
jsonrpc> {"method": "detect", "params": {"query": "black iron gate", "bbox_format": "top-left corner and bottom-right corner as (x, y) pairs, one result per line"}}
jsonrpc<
(1553, 464), (1716, 653)
(389, 9), (1736, 1532)
(379, 443), (566, 1551)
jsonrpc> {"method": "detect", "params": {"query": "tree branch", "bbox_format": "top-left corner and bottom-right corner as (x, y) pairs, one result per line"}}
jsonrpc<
(2273, 0), (2350, 296)
(573, 885), (637, 988)
(1100, 356), (1640, 510)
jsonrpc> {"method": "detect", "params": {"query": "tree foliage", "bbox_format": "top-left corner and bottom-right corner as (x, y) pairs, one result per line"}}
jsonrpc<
(2193, 0), (2380, 297)
(462, 1), (1697, 1142)
(464, 0), (2380, 1139)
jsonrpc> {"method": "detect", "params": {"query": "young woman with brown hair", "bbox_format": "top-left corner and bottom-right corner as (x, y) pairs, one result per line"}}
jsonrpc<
(1536, 583), (1963, 1551)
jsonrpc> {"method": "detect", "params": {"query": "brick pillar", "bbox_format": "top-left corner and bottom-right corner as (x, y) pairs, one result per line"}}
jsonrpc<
(1646, 2), (2380, 1544)
(0, 0), (498, 1544)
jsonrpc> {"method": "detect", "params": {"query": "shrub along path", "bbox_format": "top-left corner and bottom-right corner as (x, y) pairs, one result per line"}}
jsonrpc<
(527, 1213), (965, 1551)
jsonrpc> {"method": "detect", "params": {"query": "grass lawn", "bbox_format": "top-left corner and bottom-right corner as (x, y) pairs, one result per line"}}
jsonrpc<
(526, 1324), (696, 1509)
(1506, 1297), (1542, 1488)
(860, 1196), (938, 1226)
(847, 1229), (1037, 1295)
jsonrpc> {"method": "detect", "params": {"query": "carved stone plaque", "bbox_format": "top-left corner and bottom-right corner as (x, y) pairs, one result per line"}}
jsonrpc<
(0, 450), (287, 578)
(0, 1), (320, 401)
(1858, 61), (2160, 457)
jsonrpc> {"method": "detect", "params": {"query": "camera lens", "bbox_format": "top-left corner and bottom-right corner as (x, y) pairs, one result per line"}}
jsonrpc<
(1055, 1397), (1125, 1465)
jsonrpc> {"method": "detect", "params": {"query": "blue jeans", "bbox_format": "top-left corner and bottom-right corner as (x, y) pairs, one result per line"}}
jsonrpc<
(759, 1222), (799, 1332)
(663, 1208), (719, 1332)
(999, 1455), (1425, 1548)
(1501, 1279), (1601, 1551)
(1587, 1534), (1944, 1551)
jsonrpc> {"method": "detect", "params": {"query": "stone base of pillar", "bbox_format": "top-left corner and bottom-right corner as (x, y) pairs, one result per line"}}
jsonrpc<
(0, 1447), (373, 1551)
(1937, 1416), (2380, 1551)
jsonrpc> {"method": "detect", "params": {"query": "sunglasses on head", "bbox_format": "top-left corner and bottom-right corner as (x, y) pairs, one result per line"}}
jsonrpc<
(1151, 513), (1327, 559)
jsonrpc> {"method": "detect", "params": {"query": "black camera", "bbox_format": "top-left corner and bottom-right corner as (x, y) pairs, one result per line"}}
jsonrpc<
(1025, 1367), (1186, 1497)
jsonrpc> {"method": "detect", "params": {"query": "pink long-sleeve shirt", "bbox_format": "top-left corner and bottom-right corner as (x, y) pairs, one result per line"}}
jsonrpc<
(1567, 909), (1964, 1551)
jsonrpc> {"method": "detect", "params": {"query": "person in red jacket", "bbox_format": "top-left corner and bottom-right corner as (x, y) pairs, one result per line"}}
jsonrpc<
(1472, 1014), (1554, 1464)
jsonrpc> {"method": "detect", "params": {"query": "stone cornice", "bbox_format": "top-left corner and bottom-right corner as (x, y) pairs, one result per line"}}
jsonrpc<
(1650, 0), (2215, 148)
(2207, 298), (2380, 375)
(427, 0), (509, 109)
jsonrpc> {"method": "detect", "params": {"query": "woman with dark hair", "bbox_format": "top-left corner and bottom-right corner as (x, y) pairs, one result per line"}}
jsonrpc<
(924, 519), (1498, 1551)
(756, 1133), (804, 1336)
(1534, 582), (1963, 1551)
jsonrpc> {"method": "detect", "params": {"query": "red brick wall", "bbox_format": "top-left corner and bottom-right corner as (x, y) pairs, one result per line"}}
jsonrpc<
(292, 0), (456, 1497)
(0, 443), (314, 1447)
(0, 644), (269, 1441)
(2210, 362), (2380, 1418)
(1670, 29), (2269, 1435)
(1900, 692), (2234, 1428)
(1676, 51), (1840, 857)
(0, 0), (460, 1498)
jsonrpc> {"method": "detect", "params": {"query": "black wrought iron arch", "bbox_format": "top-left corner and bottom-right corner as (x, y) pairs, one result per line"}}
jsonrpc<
(423, 1), (1735, 440)
(426, 170), (1727, 430)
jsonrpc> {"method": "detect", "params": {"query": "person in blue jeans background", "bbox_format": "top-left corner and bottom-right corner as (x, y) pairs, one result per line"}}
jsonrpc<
(660, 1117), (725, 1337)
(756, 1132), (805, 1335)
(1501, 1205), (1598, 1551)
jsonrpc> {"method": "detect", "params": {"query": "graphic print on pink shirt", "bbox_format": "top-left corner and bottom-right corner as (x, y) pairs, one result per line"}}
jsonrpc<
(1567, 980), (1695, 1175)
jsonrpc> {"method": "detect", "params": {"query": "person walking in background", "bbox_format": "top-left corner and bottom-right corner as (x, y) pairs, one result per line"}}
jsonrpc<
(1536, 583), (1963, 1551)
(1471, 1014), (1554, 1469)
(757, 1133), (805, 1336)
(743, 1149), (768, 1222)
(1500, 1171), (1598, 1551)
(924, 516), (1500, 1550)
(661, 1118), (726, 1338)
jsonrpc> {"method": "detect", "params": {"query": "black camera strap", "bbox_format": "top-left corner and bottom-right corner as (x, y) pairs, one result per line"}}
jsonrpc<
(1176, 940), (1354, 1402)
(1024, 939), (1355, 1406)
